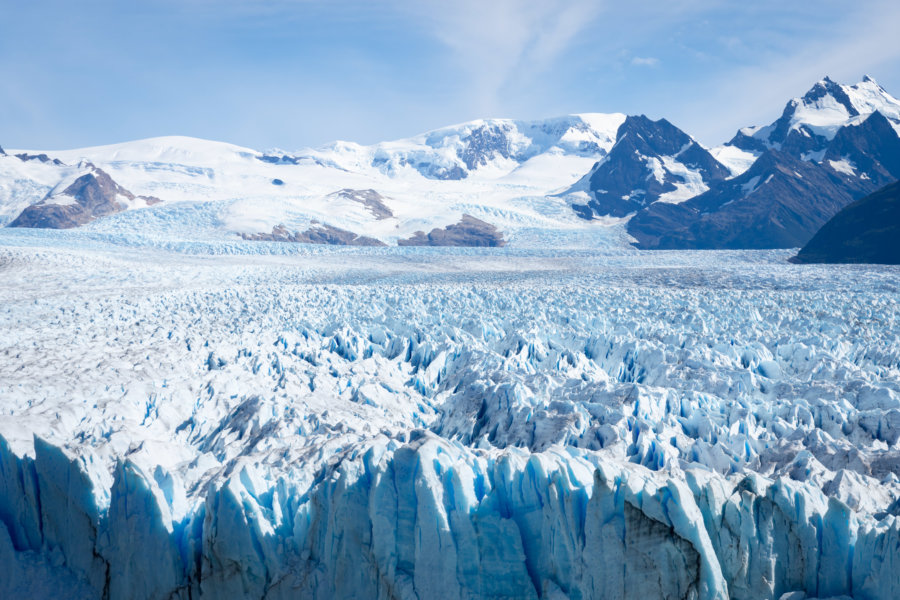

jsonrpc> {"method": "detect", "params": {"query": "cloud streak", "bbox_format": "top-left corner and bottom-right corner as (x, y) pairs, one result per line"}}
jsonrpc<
(399, 0), (604, 116)
(672, 0), (900, 144)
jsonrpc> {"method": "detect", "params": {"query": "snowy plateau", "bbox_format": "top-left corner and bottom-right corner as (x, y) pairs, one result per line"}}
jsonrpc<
(1, 78), (900, 600)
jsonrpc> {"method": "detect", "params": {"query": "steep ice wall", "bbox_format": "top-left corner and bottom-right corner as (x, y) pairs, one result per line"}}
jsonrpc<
(3, 432), (900, 599)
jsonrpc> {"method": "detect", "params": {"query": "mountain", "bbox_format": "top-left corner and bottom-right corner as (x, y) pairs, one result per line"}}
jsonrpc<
(289, 113), (625, 180)
(569, 115), (730, 219)
(8, 165), (159, 229)
(397, 214), (506, 246)
(0, 117), (628, 248)
(2, 77), (899, 250)
(627, 149), (863, 249)
(791, 179), (900, 264)
(629, 78), (900, 249)
(728, 75), (900, 158)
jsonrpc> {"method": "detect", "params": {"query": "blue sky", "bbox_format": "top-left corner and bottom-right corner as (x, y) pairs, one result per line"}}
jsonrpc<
(2, 0), (899, 150)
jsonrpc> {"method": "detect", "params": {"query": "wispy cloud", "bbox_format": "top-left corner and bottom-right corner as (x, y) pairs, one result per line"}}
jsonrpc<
(631, 56), (660, 68)
(398, 0), (605, 116)
(675, 0), (900, 144)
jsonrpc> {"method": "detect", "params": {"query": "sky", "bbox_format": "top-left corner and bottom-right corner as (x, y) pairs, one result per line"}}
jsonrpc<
(1, 0), (899, 151)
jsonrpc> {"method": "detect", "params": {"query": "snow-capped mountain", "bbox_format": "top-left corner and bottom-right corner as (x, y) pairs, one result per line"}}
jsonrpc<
(628, 149), (866, 249)
(8, 165), (160, 229)
(285, 113), (626, 180)
(570, 115), (731, 219)
(629, 77), (900, 249)
(0, 116), (631, 248)
(728, 75), (900, 159)
(2, 76), (899, 252)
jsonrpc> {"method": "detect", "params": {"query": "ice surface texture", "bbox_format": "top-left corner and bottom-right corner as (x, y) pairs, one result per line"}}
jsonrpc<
(1, 233), (900, 599)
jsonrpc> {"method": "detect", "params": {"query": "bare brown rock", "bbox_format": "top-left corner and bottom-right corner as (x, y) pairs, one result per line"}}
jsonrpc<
(397, 214), (506, 247)
(8, 168), (161, 229)
(328, 189), (394, 220)
(241, 222), (387, 246)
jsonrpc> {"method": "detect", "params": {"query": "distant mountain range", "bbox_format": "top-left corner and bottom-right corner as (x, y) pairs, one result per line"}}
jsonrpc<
(627, 77), (900, 249)
(1, 76), (897, 250)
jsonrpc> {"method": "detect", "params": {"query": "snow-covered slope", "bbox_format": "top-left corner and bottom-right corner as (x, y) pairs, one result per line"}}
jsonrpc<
(727, 76), (900, 159)
(2, 116), (630, 247)
(1, 237), (900, 598)
(4, 79), (898, 249)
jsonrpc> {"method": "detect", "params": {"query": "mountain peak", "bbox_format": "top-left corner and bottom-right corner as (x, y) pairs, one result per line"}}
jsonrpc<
(728, 76), (900, 154)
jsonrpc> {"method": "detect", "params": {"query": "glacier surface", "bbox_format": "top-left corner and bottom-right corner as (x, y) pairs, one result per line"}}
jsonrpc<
(1, 231), (900, 599)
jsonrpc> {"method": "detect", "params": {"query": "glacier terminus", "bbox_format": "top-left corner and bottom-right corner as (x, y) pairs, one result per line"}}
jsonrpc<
(1, 238), (899, 600)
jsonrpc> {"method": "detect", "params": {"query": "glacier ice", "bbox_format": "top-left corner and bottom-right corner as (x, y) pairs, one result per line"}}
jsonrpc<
(1, 234), (900, 598)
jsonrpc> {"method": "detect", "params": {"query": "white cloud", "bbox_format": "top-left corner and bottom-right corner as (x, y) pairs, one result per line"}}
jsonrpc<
(631, 56), (660, 67)
(398, 0), (604, 116)
(677, 0), (900, 145)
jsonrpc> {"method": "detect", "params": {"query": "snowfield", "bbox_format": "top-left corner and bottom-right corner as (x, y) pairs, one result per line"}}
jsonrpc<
(2, 231), (900, 599)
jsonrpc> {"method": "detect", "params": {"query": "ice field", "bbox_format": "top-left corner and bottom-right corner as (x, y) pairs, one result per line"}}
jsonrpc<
(1, 230), (900, 599)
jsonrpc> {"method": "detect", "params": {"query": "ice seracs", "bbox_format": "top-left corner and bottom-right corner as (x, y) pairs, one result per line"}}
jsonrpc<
(1, 239), (900, 598)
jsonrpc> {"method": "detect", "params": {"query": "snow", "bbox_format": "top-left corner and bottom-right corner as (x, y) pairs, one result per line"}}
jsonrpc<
(711, 145), (759, 176)
(656, 155), (710, 203)
(3, 115), (635, 247)
(3, 91), (900, 597)
(801, 149), (827, 163)
(845, 76), (900, 122)
(828, 158), (857, 176)
(789, 95), (852, 140)
(1, 230), (900, 599)
(786, 76), (900, 141)
(741, 175), (762, 196)
(741, 77), (900, 147)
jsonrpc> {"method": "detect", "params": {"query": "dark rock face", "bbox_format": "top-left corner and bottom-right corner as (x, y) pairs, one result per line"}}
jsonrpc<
(272, 178), (284, 186)
(8, 168), (160, 229)
(630, 109), (900, 250)
(456, 123), (514, 170)
(241, 223), (386, 247)
(823, 111), (900, 186)
(258, 154), (300, 165)
(0, 144), (5, 155)
(628, 150), (862, 249)
(791, 180), (900, 264)
(15, 153), (65, 166)
(398, 215), (505, 247)
(574, 115), (729, 218)
(329, 189), (393, 220)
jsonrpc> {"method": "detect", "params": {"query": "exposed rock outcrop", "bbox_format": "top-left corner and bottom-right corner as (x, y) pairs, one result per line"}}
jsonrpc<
(241, 222), (387, 246)
(8, 167), (161, 229)
(398, 214), (506, 247)
(328, 189), (393, 220)
(14, 153), (65, 166)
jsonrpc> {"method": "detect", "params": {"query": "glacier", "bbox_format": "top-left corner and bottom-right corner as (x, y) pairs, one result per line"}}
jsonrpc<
(1, 231), (900, 599)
